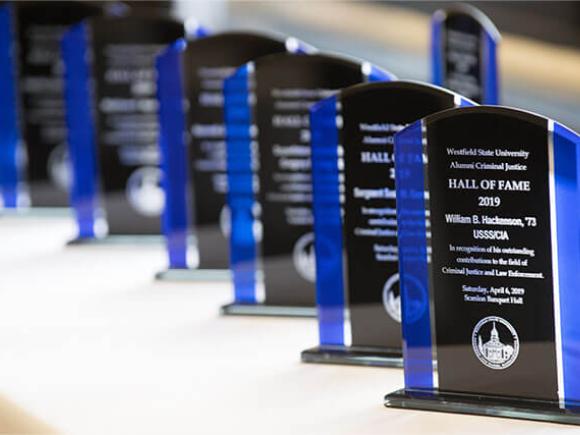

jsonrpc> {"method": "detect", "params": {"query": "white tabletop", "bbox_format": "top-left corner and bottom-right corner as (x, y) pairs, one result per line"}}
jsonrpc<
(0, 215), (570, 434)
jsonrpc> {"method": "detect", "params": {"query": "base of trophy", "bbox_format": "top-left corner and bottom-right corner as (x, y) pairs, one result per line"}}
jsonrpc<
(67, 235), (163, 246)
(301, 345), (403, 368)
(385, 388), (580, 425)
(1, 207), (71, 217)
(220, 303), (316, 318)
(155, 268), (230, 281)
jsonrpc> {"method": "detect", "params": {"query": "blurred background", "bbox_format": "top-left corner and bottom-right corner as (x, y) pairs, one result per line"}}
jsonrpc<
(174, 0), (580, 131)
(0, 2), (578, 434)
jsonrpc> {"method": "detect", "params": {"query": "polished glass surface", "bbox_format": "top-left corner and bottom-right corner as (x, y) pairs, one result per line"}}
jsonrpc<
(431, 4), (500, 105)
(224, 53), (389, 310)
(63, 16), (184, 238)
(224, 64), (256, 303)
(157, 39), (189, 268)
(0, 3), (22, 208)
(158, 32), (290, 270)
(309, 81), (473, 367)
(62, 22), (101, 238)
(16, 1), (101, 207)
(392, 106), (580, 418)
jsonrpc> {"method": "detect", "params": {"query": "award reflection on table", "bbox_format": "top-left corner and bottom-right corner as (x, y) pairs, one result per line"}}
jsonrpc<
(385, 106), (580, 425)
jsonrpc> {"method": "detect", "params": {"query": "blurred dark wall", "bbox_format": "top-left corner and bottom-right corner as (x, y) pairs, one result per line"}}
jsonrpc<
(389, 1), (580, 48)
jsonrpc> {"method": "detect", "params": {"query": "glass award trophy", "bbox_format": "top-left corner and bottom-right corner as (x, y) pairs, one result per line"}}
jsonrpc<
(61, 15), (184, 242)
(222, 52), (392, 316)
(303, 81), (475, 367)
(14, 1), (105, 210)
(431, 4), (500, 105)
(386, 106), (580, 424)
(155, 32), (307, 281)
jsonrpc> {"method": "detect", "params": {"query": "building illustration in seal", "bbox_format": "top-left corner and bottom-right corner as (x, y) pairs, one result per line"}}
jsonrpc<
(477, 322), (515, 365)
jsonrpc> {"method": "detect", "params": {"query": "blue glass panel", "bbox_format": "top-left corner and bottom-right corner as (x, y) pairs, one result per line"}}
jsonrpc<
(394, 120), (434, 390)
(482, 30), (499, 105)
(459, 96), (474, 107)
(553, 123), (580, 405)
(310, 95), (344, 346)
(0, 4), (21, 208)
(196, 27), (210, 38)
(285, 37), (316, 55)
(224, 65), (257, 303)
(62, 23), (100, 239)
(365, 64), (396, 83)
(430, 11), (444, 87)
(157, 39), (190, 269)
(188, 24), (210, 39)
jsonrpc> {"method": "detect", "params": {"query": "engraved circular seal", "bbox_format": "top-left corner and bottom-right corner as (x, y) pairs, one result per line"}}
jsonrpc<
(126, 166), (165, 217)
(219, 205), (231, 238)
(382, 273), (401, 323)
(48, 144), (71, 191)
(293, 232), (316, 282)
(402, 274), (428, 324)
(472, 316), (519, 370)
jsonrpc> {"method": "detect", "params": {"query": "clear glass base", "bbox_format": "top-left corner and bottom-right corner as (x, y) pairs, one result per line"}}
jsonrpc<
(1, 207), (71, 217)
(385, 388), (580, 426)
(220, 303), (316, 318)
(302, 345), (402, 368)
(155, 268), (230, 282)
(67, 235), (163, 246)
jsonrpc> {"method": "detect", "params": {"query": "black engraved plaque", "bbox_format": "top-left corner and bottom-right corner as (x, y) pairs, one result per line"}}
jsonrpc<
(183, 33), (286, 268)
(16, 1), (102, 206)
(341, 81), (458, 349)
(254, 54), (364, 306)
(426, 107), (558, 400)
(442, 11), (483, 103)
(90, 16), (184, 234)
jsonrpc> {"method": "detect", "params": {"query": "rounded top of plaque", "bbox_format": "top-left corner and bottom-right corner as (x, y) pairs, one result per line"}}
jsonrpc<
(182, 31), (293, 63)
(90, 13), (183, 29)
(423, 105), (562, 130)
(252, 51), (370, 72)
(250, 51), (393, 85)
(14, 0), (104, 17)
(341, 80), (472, 102)
(433, 3), (501, 42)
(184, 30), (288, 50)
